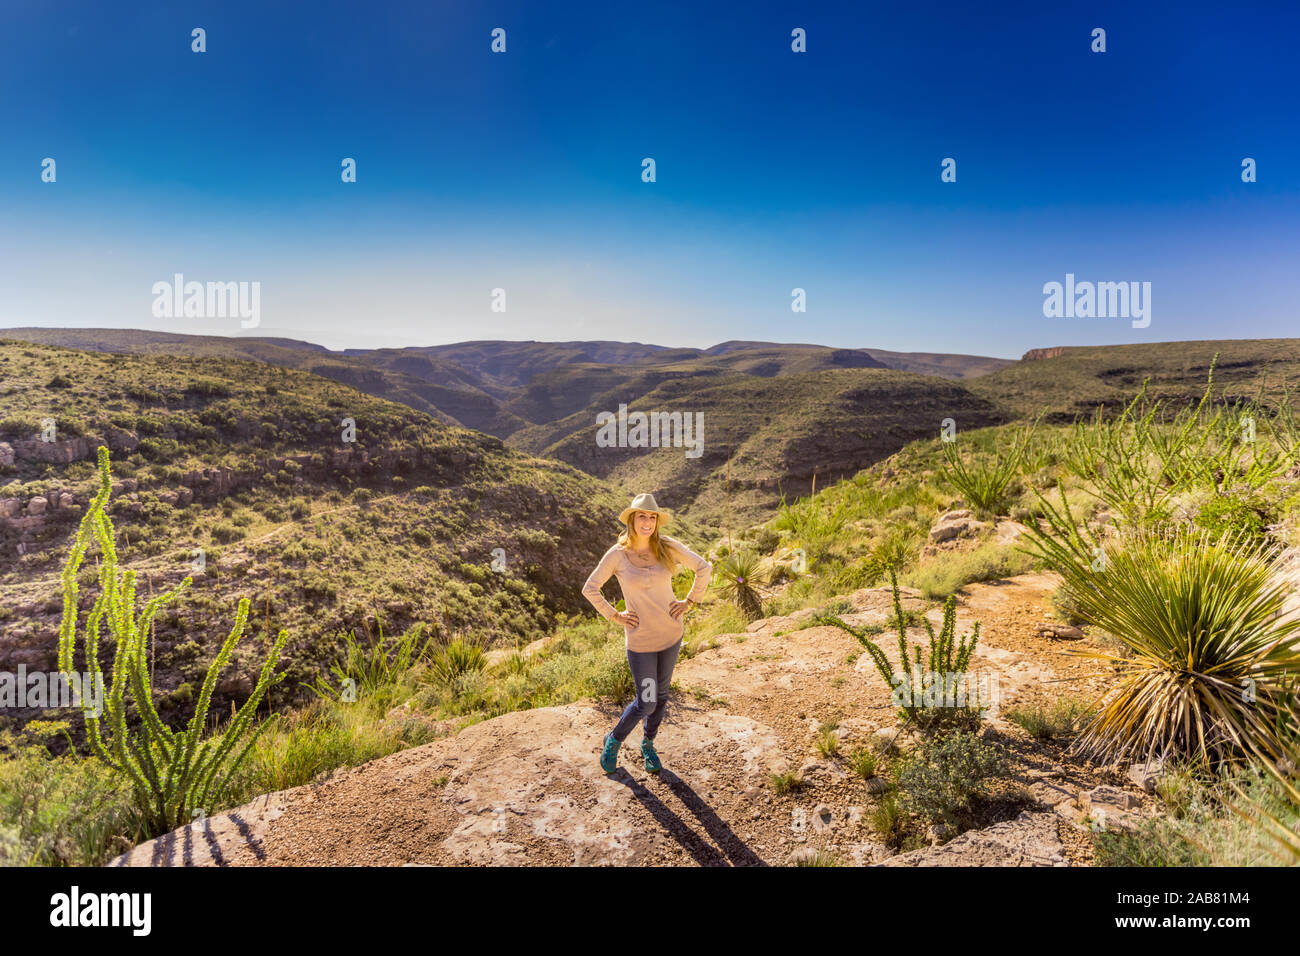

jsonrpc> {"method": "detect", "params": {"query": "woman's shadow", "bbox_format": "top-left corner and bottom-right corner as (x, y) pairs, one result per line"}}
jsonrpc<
(606, 767), (768, 866)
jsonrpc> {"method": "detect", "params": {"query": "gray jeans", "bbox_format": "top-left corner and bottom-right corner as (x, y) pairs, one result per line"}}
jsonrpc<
(611, 639), (683, 742)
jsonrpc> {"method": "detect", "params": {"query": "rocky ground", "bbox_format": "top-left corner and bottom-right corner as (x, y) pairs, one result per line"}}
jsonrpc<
(111, 569), (1167, 867)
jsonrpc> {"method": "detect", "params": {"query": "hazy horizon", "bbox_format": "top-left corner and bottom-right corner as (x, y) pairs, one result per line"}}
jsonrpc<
(8, 325), (1300, 363)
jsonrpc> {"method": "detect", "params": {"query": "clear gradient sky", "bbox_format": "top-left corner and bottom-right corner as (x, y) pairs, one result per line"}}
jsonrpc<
(1, 1), (1297, 357)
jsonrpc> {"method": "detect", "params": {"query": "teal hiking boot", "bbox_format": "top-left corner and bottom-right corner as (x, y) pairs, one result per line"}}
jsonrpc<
(600, 733), (621, 773)
(641, 736), (662, 773)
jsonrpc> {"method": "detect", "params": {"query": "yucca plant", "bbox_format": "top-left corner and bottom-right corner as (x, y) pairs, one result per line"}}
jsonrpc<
(1020, 512), (1300, 770)
(428, 634), (486, 685)
(940, 414), (1041, 519)
(712, 550), (767, 621)
(58, 446), (290, 836)
(816, 566), (982, 730)
(310, 623), (432, 703)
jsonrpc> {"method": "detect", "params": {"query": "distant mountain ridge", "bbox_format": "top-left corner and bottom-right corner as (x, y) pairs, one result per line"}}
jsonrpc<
(7, 329), (1299, 528)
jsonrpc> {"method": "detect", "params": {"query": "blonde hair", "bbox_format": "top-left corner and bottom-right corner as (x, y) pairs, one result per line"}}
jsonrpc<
(617, 513), (677, 571)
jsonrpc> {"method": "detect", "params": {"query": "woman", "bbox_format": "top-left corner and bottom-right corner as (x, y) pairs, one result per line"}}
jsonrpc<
(582, 493), (712, 774)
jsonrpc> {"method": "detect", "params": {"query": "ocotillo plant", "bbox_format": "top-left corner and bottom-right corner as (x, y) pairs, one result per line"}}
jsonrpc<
(57, 445), (290, 836)
(816, 566), (982, 729)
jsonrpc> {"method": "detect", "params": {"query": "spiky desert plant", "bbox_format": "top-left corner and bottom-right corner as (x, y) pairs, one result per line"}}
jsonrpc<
(427, 634), (486, 685)
(57, 445), (290, 836)
(310, 622), (431, 703)
(1020, 512), (1300, 770)
(712, 550), (767, 621)
(815, 566), (982, 729)
(940, 413), (1041, 519)
(1263, 382), (1300, 467)
(1054, 360), (1281, 530)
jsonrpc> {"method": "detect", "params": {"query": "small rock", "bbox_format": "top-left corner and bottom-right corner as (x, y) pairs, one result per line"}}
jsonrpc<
(811, 804), (835, 834)
(1035, 622), (1084, 640)
(926, 823), (953, 845)
(865, 777), (889, 795)
(1126, 758), (1166, 794)
(1081, 784), (1139, 812)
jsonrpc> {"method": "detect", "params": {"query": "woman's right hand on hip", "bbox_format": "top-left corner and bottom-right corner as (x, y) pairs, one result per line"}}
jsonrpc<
(615, 609), (639, 628)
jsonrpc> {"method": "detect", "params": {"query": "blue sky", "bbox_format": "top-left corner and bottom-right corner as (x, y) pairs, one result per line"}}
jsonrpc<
(1, 0), (1297, 357)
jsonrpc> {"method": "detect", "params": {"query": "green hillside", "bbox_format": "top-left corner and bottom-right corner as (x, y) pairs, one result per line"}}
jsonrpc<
(508, 367), (1006, 528)
(969, 338), (1300, 421)
(0, 339), (637, 729)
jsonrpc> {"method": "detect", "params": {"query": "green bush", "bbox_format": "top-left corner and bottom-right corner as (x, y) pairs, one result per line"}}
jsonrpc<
(0, 728), (140, 866)
(1193, 493), (1270, 545)
(895, 730), (1006, 826)
(940, 416), (1040, 519)
(906, 541), (1035, 600)
(1005, 698), (1091, 741)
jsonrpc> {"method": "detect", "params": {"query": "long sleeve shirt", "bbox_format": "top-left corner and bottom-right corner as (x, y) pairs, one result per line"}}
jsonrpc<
(582, 535), (712, 652)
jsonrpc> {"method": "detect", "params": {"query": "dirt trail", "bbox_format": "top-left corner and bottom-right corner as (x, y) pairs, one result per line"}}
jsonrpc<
(111, 571), (1141, 868)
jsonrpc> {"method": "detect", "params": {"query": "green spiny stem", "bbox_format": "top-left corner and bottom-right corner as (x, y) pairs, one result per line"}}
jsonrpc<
(57, 445), (292, 834)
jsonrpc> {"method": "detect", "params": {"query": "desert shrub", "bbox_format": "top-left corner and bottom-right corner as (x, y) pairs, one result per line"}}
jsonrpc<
(830, 554), (886, 593)
(211, 521), (244, 543)
(310, 624), (432, 705)
(895, 730), (1006, 826)
(1094, 760), (1300, 866)
(744, 526), (781, 554)
(772, 481), (848, 554)
(427, 636), (487, 686)
(849, 747), (877, 779)
(1193, 492), (1270, 545)
(871, 793), (909, 850)
(1049, 582), (1088, 626)
(940, 416), (1041, 519)
(0, 727), (140, 866)
(907, 541), (1035, 599)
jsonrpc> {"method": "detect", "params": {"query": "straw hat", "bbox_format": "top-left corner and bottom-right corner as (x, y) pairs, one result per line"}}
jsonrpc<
(618, 493), (671, 527)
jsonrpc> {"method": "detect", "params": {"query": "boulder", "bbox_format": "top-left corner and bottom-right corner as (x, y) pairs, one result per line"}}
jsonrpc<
(877, 811), (1067, 867)
(928, 509), (990, 543)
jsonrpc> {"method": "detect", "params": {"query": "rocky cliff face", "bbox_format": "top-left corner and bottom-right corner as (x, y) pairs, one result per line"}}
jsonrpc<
(1020, 347), (1068, 362)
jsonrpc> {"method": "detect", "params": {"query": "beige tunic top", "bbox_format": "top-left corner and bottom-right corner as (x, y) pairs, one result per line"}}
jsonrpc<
(582, 535), (713, 652)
